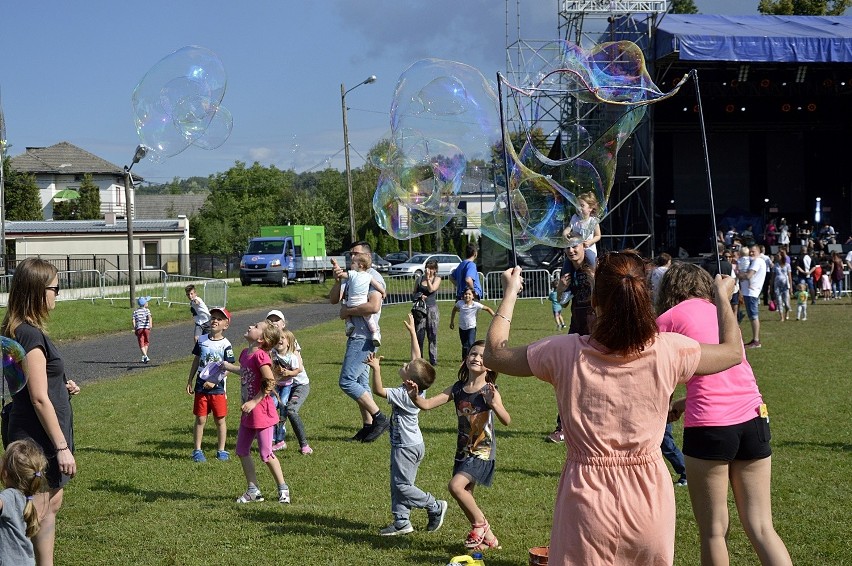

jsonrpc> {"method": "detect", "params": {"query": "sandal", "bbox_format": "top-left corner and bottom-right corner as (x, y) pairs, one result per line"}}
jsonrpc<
(469, 523), (501, 551)
(464, 521), (488, 548)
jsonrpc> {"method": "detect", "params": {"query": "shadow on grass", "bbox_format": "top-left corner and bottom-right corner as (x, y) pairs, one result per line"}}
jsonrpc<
(80, 445), (188, 462)
(89, 479), (217, 503)
(235, 508), (517, 565)
(774, 440), (851, 452)
(501, 465), (561, 479)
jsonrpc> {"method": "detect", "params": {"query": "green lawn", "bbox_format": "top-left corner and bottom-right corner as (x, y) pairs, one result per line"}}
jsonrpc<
(36, 299), (852, 564)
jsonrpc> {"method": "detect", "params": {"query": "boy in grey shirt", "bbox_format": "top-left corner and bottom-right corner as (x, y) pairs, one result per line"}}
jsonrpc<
(365, 314), (447, 536)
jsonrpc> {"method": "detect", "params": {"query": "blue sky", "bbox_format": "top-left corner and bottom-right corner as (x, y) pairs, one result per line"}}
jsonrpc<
(1, 0), (755, 185)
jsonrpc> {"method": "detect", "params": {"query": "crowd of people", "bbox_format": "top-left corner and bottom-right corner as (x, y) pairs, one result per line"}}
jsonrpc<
(1, 234), (810, 565)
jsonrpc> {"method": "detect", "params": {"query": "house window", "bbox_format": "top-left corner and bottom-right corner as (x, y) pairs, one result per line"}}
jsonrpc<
(142, 241), (159, 269)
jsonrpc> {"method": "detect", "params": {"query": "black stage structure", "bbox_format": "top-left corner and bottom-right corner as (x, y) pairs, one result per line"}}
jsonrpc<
(647, 14), (852, 255)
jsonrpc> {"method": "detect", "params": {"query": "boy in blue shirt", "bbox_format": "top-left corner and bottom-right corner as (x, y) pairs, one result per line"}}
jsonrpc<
(365, 314), (447, 536)
(185, 307), (235, 462)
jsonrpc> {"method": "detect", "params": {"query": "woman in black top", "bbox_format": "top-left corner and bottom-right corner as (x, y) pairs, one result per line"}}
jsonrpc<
(413, 259), (441, 365)
(3, 257), (80, 565)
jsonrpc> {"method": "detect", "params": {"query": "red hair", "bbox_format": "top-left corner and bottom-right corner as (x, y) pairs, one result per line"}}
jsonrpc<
(590, 250), (657, 356)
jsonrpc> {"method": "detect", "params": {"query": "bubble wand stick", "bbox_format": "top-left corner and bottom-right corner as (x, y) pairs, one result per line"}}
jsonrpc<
(690, 69), (722, 275)
(496, 72), (519, 268)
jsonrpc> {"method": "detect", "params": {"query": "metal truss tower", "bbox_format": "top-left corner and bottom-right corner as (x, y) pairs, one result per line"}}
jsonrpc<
(505, 0), (668, 255)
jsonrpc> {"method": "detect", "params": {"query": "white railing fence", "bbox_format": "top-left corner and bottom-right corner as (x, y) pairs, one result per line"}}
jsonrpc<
(0, 270), (227, 308)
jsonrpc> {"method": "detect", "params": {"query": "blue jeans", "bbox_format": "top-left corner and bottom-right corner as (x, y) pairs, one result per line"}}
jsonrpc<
(338, 335), (375, 400)
(459, 327), (476, 361)
(800, 275), (815, 303)
(272, 383), (292, 444)
(661, 423), (686, 478)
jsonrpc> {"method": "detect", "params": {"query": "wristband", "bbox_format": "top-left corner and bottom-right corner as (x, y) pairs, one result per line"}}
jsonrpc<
(56, 446), (70, 452)
(495, 313), (511, 323)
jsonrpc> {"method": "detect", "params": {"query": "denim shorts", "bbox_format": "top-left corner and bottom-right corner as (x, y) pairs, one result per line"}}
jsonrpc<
(338, 335), (375, 400)
(744, 295), (759, 320)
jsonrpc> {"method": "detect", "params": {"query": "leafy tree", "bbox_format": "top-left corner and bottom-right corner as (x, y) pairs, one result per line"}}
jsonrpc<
(3, 156), (43, 220)
(138, 176), (210, 195)
(670, 0), (699, 14)
(191, 161), (292, 254)
(52, 200), (78, 220)
(758, 0), (849, 14)
(77, 174), (101, 219)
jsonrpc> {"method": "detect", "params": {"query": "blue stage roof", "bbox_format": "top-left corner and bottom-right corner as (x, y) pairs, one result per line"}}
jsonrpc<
(655, 14), (852, 63)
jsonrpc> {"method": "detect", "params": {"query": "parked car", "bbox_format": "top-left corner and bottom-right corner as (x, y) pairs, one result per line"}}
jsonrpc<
(384, 251), (410, 265)
(342, 251), (391, 273)
(389, 253), (462, 277)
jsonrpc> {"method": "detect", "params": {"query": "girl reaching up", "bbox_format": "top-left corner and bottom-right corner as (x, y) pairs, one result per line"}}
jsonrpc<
(0, 438), (48, 566)
(405, 340), (510, 551)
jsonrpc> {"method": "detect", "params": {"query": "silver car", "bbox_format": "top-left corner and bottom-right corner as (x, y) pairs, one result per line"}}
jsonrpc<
(389, 253), (462, 277)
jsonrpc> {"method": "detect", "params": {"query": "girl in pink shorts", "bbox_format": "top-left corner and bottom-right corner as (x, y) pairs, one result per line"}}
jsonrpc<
(223, 320), (291, 504)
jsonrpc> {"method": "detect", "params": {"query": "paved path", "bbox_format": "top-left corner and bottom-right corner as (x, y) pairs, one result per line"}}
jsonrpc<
(61, 302), (339, 384)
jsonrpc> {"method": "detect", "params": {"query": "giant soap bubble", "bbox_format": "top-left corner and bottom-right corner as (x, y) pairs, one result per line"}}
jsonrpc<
(372, 59), (502, 240)
(373, 42), (688, 252)
(132, 46), (232, 162)
(2, 336), (27, 396)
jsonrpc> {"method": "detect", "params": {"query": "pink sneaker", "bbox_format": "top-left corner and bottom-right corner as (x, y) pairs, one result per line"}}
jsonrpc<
(272, 440), (287, 452)
(299, 445), (313, 455)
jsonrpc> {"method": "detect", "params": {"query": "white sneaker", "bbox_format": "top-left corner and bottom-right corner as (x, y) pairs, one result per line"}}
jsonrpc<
(372, 332), (382, 347)
(236, 489), (264, 503)
(278, 488), (291, 504)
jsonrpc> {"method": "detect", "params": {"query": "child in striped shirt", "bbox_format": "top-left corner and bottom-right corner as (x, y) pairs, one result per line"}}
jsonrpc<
(132, 296), (153, 363)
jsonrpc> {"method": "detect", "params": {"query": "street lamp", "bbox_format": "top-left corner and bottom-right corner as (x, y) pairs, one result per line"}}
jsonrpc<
(124, 144), (148, 308)
(341, 74), (377, 243)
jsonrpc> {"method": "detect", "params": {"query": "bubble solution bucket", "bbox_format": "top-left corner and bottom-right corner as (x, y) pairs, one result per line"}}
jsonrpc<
(529, 546), (549, 565)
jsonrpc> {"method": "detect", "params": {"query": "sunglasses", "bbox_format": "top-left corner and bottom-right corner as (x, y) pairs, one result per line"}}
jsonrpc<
(46, 285), (60, 295)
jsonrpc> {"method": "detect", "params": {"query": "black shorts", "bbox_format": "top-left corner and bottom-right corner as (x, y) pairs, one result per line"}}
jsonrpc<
(683, 416), (772, 461)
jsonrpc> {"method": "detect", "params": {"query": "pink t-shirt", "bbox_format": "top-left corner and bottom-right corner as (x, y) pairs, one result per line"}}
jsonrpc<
(656, 298), (763, 427)
(238, 348), (278, 430)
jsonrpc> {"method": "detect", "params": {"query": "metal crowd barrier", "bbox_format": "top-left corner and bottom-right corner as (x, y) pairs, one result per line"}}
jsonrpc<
(0, 270), (227, 308)
(483, 269), (553, 302)
(163, 275), (228, 309)
(381, 272), (486, 306)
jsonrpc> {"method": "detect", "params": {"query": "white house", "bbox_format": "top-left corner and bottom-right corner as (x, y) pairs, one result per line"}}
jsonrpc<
(9, 141), (135, 219)
(4, 216), (191, 274)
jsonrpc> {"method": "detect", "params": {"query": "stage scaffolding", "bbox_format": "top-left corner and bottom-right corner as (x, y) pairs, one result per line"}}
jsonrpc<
(504, 0), (668, 255)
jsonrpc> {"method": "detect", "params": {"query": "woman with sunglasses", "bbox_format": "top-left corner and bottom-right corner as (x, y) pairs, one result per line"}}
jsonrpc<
(484, 251), (743, 565)
(2, 257), (80, 566)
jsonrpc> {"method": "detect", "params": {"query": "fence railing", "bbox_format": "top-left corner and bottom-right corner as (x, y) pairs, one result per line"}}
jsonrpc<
(164, 276), (228, 308)
(0, 269), (227, 308)
(381, 270), (554, 306)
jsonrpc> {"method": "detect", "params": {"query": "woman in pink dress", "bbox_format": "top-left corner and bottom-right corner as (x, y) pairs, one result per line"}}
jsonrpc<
(484, 251), (743, 565)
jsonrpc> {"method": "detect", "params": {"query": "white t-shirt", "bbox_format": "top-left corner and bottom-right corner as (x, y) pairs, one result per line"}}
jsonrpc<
(454, 300), (487, 330)
(742, 256), (767, 297)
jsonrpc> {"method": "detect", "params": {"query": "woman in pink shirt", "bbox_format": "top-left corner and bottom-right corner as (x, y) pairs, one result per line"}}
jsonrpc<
(656, 263), (791, 566)
(484, 252), (743, 566)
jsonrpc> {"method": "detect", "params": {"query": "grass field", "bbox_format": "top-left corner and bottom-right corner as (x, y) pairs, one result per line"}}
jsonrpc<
(19, 296), (852, 564)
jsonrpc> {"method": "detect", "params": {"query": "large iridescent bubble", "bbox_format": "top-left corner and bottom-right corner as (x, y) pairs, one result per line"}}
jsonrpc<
(373, 42), (687, 251)
(372, 59), (502, 240)
(2, 336), (27, 396)
(132, 46), (232, 162)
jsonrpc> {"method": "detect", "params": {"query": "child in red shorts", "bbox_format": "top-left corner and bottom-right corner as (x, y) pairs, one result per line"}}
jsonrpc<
(132, 296), (153, 363)
(185, 307), (235, 462)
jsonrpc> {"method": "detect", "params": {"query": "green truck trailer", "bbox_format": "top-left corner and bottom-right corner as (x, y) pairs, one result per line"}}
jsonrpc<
(239, 225), (344, 286)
